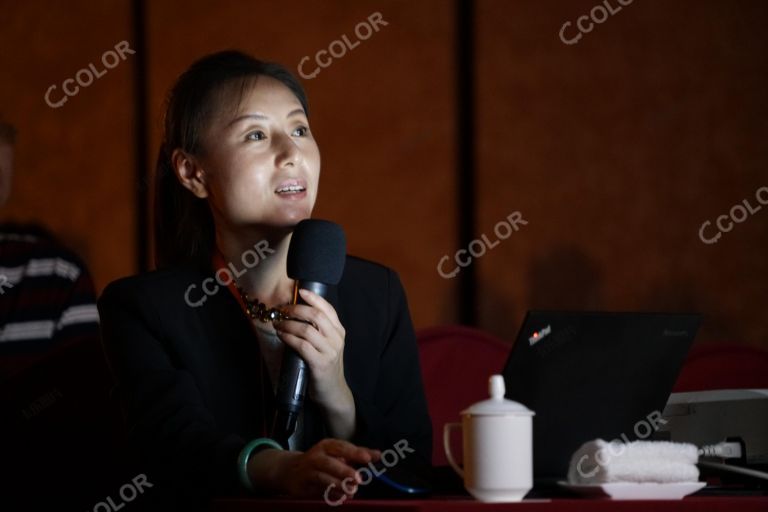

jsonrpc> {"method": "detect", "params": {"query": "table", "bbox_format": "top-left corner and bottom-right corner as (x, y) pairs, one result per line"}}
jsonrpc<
(212, 496), (768, 511)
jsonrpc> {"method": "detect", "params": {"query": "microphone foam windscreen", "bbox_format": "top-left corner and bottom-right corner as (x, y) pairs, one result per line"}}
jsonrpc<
(287, 219), (347, 284)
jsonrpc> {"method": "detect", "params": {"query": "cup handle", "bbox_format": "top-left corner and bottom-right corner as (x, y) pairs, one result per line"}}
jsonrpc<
(443, 422), (464, 478)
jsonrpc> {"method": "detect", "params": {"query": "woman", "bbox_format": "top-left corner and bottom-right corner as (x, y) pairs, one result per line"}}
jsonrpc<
(98, 50), (432, 507)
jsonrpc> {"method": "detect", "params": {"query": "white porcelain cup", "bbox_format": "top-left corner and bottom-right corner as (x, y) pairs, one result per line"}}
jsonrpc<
(443, 375), (535, 502)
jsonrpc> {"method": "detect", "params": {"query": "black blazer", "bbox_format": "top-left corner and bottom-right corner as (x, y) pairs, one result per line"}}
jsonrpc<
(98, 256), (432, 502)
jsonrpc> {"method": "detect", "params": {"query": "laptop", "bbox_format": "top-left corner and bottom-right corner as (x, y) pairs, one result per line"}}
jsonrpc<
(502, 311), (702, 483)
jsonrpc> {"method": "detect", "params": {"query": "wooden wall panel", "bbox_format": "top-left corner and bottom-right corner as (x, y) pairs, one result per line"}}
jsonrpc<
(476, 0), (768, 347)
(6, 0), (764, 349)
(0, 0), (136, 292)
(145, 0), (457, 328)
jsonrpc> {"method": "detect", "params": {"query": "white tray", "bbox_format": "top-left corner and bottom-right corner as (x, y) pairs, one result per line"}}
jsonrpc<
(558, 481), (706, 500)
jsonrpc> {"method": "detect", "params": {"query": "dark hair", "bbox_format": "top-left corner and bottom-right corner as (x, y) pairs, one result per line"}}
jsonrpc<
(154, 50), (309, 268)
(0, 120), (17, 145)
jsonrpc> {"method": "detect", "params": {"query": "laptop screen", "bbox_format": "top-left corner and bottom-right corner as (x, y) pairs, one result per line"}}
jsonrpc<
(503, 311), (701, 479)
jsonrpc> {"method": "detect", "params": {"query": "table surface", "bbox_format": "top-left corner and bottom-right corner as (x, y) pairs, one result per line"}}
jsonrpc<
(212, 496), (768, 512)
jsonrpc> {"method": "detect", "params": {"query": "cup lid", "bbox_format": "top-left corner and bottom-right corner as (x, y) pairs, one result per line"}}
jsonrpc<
(461, 375), (535, 416)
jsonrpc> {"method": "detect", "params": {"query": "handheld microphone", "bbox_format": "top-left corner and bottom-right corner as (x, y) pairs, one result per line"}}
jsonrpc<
(272, 219), (346, 448)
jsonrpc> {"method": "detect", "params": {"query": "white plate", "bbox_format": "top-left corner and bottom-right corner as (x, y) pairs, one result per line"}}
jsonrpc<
(558, 481), (706, 500)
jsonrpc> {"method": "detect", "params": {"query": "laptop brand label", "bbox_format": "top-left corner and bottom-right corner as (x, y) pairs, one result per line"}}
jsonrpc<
(529, 325), (552, 345)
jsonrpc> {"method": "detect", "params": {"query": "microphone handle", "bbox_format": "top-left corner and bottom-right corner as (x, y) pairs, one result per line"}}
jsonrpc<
(272, 280), (331, 447)
(294, 280), (330, 303)
(272, 349), (305, 448)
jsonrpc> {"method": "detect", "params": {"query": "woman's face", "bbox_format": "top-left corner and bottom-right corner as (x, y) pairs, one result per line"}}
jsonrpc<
(196, 76), (320, 233)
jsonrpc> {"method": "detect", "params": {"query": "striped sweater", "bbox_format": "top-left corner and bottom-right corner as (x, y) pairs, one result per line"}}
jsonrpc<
(0, 224), (99, 379)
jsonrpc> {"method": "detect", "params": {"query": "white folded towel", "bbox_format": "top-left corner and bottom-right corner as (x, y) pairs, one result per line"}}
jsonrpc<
(567, 439), (700, 484)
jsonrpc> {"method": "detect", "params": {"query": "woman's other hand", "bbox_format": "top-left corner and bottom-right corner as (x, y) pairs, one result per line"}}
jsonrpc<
(249, 439), (381, 500)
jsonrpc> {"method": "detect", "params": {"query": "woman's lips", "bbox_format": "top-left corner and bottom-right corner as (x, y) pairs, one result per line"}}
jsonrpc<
(275, 178), (307, 200)
(275, 189), (307, 200)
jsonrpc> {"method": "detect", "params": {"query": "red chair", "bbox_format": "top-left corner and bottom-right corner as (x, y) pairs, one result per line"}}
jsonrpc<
(672, 343), (768, 392)
(416, 325), (511, 466)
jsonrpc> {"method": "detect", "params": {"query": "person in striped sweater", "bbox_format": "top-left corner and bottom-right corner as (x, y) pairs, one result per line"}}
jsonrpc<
(0, 120), (100, 379)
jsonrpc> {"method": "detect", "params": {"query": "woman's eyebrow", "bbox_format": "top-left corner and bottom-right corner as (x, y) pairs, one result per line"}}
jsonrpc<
(227, 108), (306, 127)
